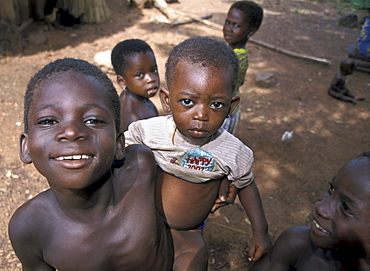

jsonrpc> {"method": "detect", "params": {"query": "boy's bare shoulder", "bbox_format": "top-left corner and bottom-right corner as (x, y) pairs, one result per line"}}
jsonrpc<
(114, 144), (156, 187)
(267, 226), (312, 260)
(250, 226), (312, 271)
(279, 225), (312, 247)
(124, 143), (156, 166)
(9, 189), (55, 244)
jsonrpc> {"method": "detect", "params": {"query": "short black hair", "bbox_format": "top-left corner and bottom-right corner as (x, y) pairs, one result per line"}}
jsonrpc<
(340, 57), (356, 71)
(230, 0), (263, 32)
(24, 58), (120, 133)
(111, 39), (154, 76)
(360, 151), (370, 159)
(165, 36), (239, 92)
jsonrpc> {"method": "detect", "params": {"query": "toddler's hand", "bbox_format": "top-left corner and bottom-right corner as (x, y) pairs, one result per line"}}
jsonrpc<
(210, 179), (238, 213)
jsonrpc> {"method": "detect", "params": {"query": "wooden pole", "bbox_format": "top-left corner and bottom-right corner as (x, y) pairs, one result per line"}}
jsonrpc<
(166, 12), (331, 66)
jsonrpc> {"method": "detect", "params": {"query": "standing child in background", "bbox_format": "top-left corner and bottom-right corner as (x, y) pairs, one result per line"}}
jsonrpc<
(111, 39), (159, 132)
(8, 58), (174, 271)
(249, 152), (370, 271)
(328, 57), (364, 104)
(222, 0), (263, 134)
(125, 36), (271, 271)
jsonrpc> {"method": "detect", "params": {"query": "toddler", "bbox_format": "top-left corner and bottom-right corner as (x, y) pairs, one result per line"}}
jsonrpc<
(125, 36), (271, 270)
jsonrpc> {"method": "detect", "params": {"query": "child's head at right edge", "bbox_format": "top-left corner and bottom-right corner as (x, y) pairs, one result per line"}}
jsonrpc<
(223, 0), (263, 48)
(111, 39), (160, 98)
(311, 151), (370, 257)
(162, 36), (240, 140)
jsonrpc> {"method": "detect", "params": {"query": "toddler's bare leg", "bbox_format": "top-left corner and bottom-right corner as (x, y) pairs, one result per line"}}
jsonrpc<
(171, 228), (208, 271)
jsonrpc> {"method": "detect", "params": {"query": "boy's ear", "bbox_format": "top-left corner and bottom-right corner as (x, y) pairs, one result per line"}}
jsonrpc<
(19, 132), (32, 164)
(116, 75), (127, 90)
(228, 95), (240, 116)
(115, 132), (125, 161)
(248, 28), (257, 38)
(159, 87), (171, 113)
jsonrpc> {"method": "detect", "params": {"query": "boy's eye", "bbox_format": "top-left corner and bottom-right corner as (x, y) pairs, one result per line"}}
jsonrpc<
(210, 102), (224, 109)
(180, 99), (194, 107)
(136, 73), (144, 78)
(328, 181), (335, 194)
(341, 202), (353, 216)
(225, 20), (230, 25)
(85, 118), (106, 125)
(153, 67), (158, 74)
(36, 118), (58, 126)
(233, 23), (241, 28)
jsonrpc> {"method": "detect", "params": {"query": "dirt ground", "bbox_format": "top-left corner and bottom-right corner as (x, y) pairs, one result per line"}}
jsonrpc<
(1, 0), (369, 270)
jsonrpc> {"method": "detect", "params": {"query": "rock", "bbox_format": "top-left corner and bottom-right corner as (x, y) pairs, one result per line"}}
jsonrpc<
(28, 30), (47, 45)
(255, 72), (277, 88)
(281, 131), (294, 142)
(338, 13), (358, 28)
(0, 20), (22, 55)
(94, 50), (114, 74)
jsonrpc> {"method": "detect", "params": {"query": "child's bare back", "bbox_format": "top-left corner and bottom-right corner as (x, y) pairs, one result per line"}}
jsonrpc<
(119, 90), (158, 131)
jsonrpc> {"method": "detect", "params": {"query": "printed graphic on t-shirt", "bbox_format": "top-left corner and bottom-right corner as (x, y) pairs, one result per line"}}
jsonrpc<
(180, 148), (214, 171)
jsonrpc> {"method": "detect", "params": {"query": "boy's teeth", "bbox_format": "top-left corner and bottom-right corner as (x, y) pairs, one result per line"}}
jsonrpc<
(314, 220), (329, 234)
(56, 155), (90, 160)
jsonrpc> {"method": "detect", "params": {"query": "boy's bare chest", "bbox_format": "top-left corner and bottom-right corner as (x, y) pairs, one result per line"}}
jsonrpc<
(42, 205), (163, 270)
(296, 252), (366, 271)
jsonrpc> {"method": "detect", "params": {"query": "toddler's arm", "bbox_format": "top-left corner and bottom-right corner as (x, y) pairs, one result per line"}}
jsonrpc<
(238, 181), (272, 261)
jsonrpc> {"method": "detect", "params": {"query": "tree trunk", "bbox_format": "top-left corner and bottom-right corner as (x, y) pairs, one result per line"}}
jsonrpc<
(59, 0), (110, 24)
(0, 0), (16, 21)
(0, 0), (29, 25)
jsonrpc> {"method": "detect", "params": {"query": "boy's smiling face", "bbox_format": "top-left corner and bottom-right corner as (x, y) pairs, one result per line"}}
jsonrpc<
(311, 156), (370, 254)
(118, 51), (160, 98)
(20, 71), (123, 190)
(160, 61), (239, 140)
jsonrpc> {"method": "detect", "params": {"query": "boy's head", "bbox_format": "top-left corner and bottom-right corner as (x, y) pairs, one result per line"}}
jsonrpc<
(111, 39), (159, 98)
(165, 36), (239, 91)
(223, 0), (263, 47)
(24, 58), (120, 133)
(21, 58), (124, 187)
(311, 152), (370, 256)
(340, 57), (356, 75)
(162, 36), (240, 140)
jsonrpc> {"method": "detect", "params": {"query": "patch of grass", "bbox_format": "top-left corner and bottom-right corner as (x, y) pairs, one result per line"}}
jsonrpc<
(319, 0), (370, 9)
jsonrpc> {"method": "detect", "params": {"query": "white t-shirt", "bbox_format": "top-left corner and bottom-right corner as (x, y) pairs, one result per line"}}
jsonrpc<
(124, 115), (254, 189)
